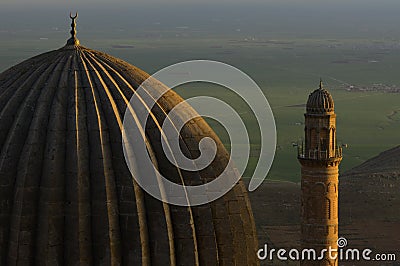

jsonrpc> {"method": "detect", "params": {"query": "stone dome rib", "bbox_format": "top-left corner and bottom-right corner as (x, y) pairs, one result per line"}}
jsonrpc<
(0, 44), (259, 265)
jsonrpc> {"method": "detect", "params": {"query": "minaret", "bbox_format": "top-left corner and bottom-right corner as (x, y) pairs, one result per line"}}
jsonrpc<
(66, 12), (80, 46)
(298, 80), (342, 266)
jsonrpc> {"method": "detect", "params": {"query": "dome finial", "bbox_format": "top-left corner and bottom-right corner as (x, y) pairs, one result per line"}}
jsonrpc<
(319, 78), (323, 90)
(66, 12), (80, 46)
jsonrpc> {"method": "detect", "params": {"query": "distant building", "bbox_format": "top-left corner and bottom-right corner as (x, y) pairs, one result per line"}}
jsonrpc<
(298, 81), (343, 266)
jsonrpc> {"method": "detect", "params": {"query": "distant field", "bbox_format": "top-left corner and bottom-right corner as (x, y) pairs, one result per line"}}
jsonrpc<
(1, 33), (400, 182)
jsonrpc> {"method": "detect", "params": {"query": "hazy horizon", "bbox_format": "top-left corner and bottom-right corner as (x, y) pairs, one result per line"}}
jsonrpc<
(2, 1), (400, 40)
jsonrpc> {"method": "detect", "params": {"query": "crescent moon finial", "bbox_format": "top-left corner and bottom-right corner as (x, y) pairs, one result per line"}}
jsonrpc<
(70, 12), (78, 20)
(66, 12), (80, 46)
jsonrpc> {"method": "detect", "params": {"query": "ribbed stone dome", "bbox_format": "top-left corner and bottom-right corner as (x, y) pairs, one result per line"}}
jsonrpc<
(306, 81), (334, 114)
(0, 21), (258, 265)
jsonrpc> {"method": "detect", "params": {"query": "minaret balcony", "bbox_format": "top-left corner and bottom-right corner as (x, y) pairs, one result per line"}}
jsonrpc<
(297, 145), (342, 160)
